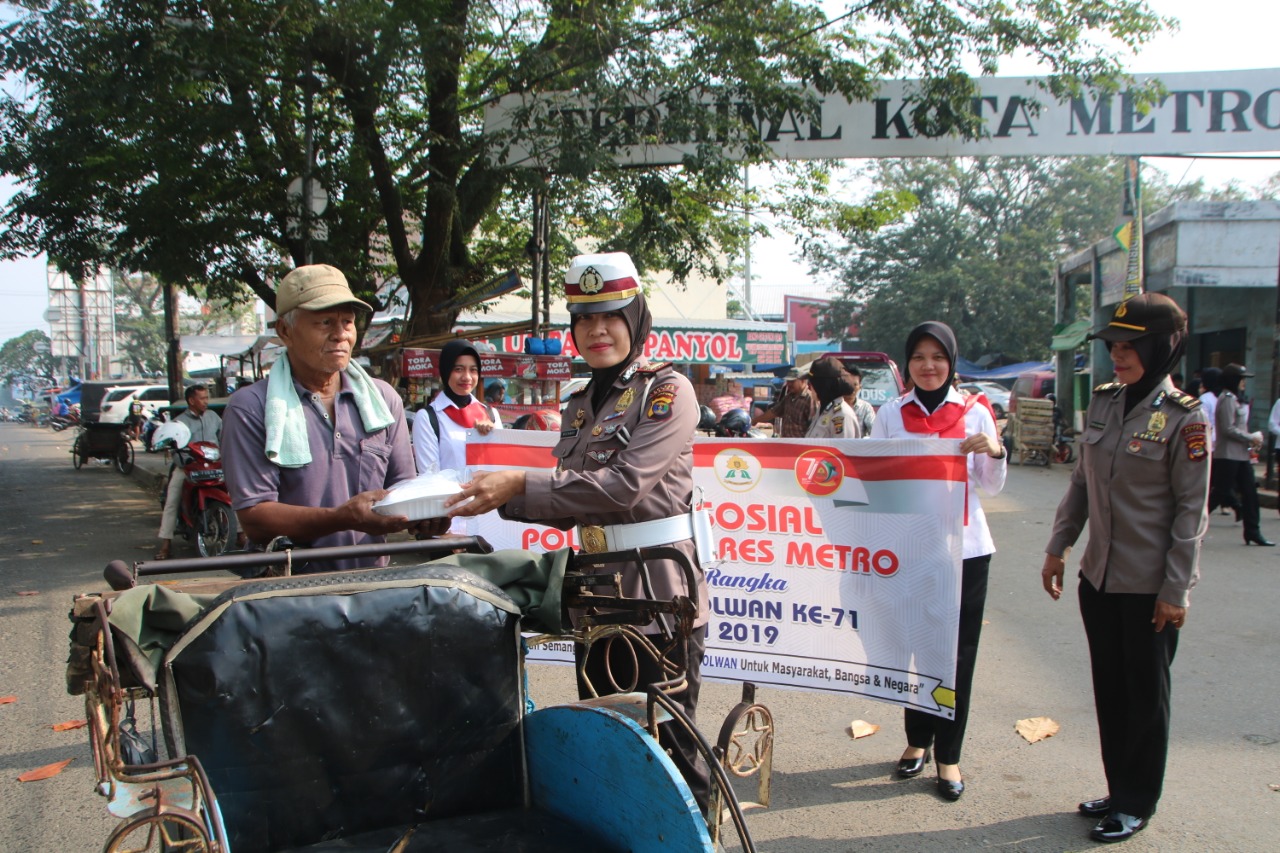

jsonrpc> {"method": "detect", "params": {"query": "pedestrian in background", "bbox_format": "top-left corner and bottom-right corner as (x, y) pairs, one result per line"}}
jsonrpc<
(1200, 367), (1241, 520)
(753, 365), (818, 437)
(807, 357), (860, 438)
(1215, 363), (1271, 546)
(1042, 292), (1209, 844)
(843, 365), (876, 437)
(1269, 388), (1280, 514)
(870, 321), (1006, 802)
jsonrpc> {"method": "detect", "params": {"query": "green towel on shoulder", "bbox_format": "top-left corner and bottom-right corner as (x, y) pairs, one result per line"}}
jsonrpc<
(265, 355), (395, 468)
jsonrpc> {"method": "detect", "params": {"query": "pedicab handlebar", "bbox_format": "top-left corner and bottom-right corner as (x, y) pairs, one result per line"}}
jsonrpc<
(104, 536), (494, 591)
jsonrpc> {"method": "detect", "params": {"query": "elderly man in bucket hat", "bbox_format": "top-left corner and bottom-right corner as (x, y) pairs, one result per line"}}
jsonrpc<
(221, 264), (440, 573)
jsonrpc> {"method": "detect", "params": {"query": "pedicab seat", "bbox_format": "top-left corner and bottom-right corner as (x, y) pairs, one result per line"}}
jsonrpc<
(155, 562), (708, 853)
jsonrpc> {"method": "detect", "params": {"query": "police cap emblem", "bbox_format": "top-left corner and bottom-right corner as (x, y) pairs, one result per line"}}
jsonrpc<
(579, 266), (604, 295)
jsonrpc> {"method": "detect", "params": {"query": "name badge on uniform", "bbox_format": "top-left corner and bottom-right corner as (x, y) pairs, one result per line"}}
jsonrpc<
(560, 428), (579, 439)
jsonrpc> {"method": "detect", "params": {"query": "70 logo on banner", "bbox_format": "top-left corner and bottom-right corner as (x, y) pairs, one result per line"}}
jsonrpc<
(794, 449), (845, 497)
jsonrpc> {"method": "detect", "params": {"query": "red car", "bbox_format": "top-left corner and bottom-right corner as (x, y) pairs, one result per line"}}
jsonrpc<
(817, 352), (907, 409)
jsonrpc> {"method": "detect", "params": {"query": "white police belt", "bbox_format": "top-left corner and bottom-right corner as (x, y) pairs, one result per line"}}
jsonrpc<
(577, 514), (696, 555)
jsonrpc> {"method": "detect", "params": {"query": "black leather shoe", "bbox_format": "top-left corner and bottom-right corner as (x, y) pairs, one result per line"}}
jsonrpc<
(1078, 796), (1110, 817)
(1245, 533), (1275, 546)
(936, 776), (964, 801)
(895, 748), (930, 778)
(1090, 812), (1147, 843)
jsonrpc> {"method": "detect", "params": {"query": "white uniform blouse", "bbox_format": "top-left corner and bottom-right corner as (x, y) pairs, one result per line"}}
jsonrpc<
(411, 394), (502, 475)
(870, 388), (1006, 559)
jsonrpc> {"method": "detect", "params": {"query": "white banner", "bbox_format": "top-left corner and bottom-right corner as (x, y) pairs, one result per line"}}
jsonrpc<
(485, 69), (1280, 166)
(466, 432), (968, 718)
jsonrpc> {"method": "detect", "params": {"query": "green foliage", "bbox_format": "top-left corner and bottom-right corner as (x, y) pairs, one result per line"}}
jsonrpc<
(810, 157), (1206, 362)
(0, 329), (56, 385)
(111, 274), (258, 376)
(2, 0), (1172, 341)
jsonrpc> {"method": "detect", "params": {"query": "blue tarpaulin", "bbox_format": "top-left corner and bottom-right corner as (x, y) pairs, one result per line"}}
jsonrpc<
(54, 383), (82, 405)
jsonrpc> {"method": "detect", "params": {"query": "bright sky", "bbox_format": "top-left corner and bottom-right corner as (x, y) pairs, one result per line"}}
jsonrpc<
(2, 0), (1279, 342)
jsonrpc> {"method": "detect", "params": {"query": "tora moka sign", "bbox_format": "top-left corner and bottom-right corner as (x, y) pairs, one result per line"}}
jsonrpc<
(485, 69), (1280, 165)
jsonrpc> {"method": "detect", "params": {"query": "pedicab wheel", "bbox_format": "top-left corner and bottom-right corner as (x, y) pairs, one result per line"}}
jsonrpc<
(103, 808), (210, 853)
(115, 439), (135, 475)
(72, 435), (85, 469)
(1053, 443), (1074, 465)
(196, 503), (236, 558)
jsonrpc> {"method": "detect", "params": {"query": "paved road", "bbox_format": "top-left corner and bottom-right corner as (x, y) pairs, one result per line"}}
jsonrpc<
(2, 423), (1277, 851)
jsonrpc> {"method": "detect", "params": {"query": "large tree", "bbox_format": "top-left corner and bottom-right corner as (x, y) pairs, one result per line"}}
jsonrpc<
(112, 274), (257, 375)
(808, 157), (1226, 363)
(1, 1), (1170, 340)
(0, 329), (56, 387)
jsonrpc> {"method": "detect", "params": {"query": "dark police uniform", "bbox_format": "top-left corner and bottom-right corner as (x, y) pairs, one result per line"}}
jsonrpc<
(1047, 376), (1209, 821)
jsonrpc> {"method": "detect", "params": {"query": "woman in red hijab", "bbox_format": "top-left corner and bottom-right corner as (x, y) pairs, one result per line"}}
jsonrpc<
(869, 320), (1007, 801)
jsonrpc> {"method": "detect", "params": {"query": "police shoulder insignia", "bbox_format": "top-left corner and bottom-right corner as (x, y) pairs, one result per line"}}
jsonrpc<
(833, 415), (845, 433)
(568, 383), (590, 399)
(1181, 422), (1208, 461)
(645, 382), (678, 419)
(1167, 390), (1201, 410)
(637, 361), (671, 375)
(1093, 382), (1124, 394)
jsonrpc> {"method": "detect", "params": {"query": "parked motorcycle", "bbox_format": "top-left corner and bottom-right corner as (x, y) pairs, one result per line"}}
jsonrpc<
(50, 404), (81, 431)
(153, 422), (237, 558)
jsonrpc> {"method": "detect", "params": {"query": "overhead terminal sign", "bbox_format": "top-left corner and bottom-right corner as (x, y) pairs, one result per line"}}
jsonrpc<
(486, 69), (1280, 166)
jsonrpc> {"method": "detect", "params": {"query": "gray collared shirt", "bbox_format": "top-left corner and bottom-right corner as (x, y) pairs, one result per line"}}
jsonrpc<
(222, 373), (415, 573)
(176, 408), (222, 445)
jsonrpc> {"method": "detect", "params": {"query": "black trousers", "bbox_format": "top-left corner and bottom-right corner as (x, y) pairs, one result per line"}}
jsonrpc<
(1217, 458), (1261, 536)
(575, 625), (709, 809)
(1207, 457), (1242, 514)
(1078, 576), (1179, 819)
(904, 554), (990, 765)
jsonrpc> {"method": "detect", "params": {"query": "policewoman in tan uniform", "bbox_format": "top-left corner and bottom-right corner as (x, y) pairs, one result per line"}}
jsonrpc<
(447, 251), (710, 806)
(1041, 292), (1209, 844)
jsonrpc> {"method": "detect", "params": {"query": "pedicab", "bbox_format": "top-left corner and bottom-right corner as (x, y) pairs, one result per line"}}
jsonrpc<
(67, 535), (774, 852)
(72, 421), (136, 474)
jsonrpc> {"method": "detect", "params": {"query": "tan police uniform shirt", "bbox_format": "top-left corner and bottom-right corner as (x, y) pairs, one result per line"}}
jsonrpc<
(1046, 377), (1209, 607)
(1214, 390), (1254, 462)
(501, 358), (707, 628)
(806, 399), (861, 439)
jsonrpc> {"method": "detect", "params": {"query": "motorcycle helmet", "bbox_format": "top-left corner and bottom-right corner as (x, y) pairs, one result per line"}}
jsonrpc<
(719, 408), (752, 437)
(151, 420), (191, 451)
(697, 405), (718, 432)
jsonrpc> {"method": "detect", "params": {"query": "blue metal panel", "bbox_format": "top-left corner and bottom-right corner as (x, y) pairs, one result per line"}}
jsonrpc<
(525, 704), (713, 853)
